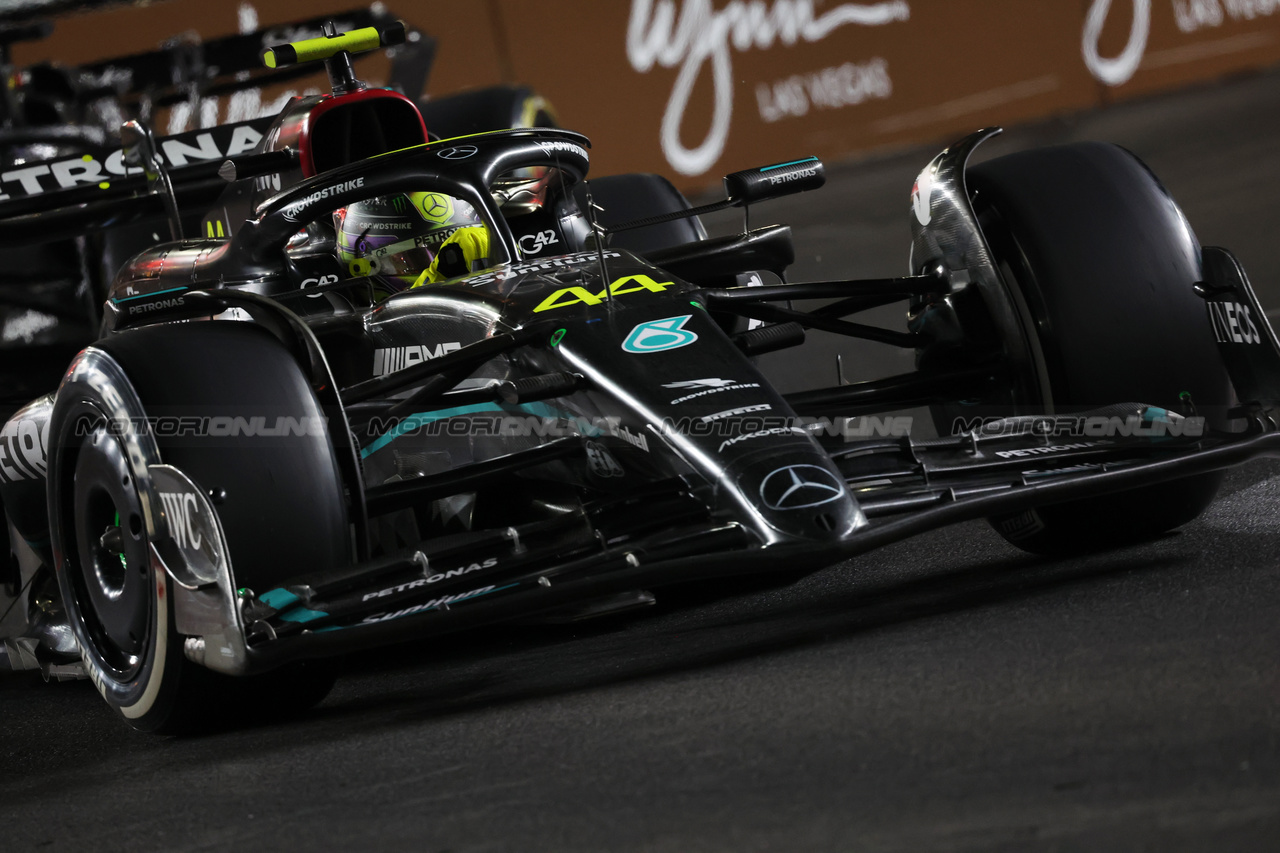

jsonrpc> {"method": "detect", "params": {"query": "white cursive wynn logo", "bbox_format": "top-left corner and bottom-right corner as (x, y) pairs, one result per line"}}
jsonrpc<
(626, 0), (910, 176)
(1083, 0), (1280, 87)
(1081, 0), (1151, 86)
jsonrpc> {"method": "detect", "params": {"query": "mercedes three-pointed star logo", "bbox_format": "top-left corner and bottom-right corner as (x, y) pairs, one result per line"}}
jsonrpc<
(759, 464), (844, 511)
(436, 145), (478, 160)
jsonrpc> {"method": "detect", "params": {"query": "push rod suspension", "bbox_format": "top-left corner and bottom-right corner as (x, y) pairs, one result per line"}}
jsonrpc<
(701, 273), (946, 305)
(723, 301), (919, 348)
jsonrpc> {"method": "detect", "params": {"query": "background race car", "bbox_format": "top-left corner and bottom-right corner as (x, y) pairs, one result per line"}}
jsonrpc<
(0, 5), (556, 412)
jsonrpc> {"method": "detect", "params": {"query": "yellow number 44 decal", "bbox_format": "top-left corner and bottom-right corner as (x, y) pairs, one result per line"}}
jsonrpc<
(533, 274), (674, 313)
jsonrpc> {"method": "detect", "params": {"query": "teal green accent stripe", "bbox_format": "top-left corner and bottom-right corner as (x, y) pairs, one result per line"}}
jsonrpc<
(759, 157), (818, 172)
(259, 588), (299, 609)
(260, 588), (327, 623)
(360, 403), (511, 459)
(279, 607), (328, 623)
(521, 402), (604, 438)
(112, 286), (188, 304)
(359, 401), (601, 459)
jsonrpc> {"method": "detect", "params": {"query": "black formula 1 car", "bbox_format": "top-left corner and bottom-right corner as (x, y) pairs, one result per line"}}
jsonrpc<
(2, 24), (1278, 732)
(0, 6), (554, 409)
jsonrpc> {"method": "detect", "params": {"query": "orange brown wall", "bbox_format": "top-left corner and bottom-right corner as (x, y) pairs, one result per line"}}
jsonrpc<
(14, 0), (1280, 192)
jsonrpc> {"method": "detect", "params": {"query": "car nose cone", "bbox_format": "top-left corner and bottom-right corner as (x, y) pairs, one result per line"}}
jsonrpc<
(760, 464), (845, 510)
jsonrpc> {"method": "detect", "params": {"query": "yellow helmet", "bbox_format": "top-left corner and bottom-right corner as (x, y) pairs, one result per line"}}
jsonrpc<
(335, 191), (492, 291)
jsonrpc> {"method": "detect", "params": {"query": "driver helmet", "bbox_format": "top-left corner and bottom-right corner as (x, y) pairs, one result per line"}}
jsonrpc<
(335, 191), (492, 292)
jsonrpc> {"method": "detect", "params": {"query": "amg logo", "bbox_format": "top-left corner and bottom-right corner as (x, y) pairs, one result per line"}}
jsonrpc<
(373, 343), (462, 376)
(767, 167), (817, 185)
(1207, 300), (1262, 344)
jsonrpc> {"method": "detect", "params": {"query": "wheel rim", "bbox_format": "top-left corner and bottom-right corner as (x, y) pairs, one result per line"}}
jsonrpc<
(69, 422), (153, 680)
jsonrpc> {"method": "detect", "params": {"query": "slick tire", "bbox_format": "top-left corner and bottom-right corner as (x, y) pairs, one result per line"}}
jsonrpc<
(48, 322), (347, 732)
(965, 142), (1231, 555)
(418, 84), (557, 139)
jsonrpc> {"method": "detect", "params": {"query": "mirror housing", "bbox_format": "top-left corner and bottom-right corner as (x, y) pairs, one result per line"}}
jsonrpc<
(120, 120), (159, 170)
(120, 119), (183, 240)
(723, 157), (825, 205)
(604, 156), (827, 237)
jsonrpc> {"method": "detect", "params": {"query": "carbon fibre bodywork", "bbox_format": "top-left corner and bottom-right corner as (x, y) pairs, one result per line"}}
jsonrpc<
(1, 103), (1278, 702)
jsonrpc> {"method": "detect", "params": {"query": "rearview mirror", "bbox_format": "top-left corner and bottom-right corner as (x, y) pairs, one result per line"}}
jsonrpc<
(120, 119), (183, 240)
(723, 157), (825, 205)
(120, 120), (159, 170)
(605, 156), (826, 236)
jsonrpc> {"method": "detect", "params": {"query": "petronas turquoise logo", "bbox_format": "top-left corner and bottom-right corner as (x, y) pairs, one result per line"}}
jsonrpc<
(622, 315), (698, 353)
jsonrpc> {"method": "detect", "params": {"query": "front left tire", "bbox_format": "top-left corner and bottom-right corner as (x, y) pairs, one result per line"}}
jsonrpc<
(49, 322), (348, 732)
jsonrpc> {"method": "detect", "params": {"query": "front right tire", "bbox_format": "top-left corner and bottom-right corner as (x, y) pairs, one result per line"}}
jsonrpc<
(965, 142), (1232, 554)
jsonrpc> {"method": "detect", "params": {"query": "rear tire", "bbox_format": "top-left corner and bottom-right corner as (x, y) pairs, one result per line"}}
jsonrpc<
(418, 84), (557, 139)
(966, 143), (1230, 554)
(50, 322), (348, 731)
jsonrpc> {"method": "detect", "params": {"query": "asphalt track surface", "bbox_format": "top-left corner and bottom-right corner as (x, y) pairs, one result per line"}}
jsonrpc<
(4, 69), (1280, 852)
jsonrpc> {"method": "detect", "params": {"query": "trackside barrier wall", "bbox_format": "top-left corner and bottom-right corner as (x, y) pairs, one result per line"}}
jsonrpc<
(12, 0), (1280, 193)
